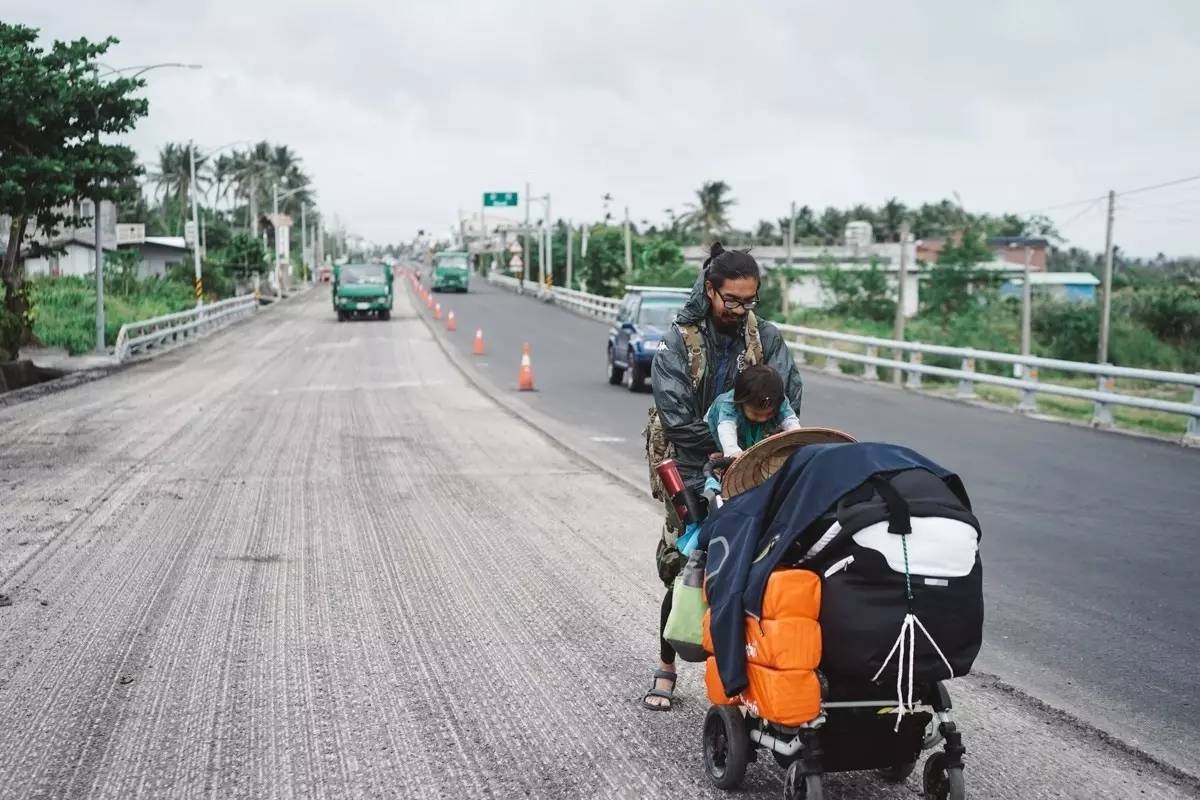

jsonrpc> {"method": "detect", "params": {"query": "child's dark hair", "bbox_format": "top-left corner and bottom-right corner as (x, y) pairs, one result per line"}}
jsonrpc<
(733, 365), (784, 413)
(703, 241), (760, 289)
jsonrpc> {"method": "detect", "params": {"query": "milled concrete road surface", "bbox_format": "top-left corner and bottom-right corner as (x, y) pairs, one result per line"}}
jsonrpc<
(0, 286), (1196, 799)
(429, 276), (1200, 779)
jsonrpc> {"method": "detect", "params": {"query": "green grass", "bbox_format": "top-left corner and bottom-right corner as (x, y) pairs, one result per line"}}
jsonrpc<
(30, 276), (195, 355)
(924, 383), (1191, 439)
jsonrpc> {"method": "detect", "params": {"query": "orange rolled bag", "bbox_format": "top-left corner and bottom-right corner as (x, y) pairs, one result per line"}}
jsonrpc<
(703, 568), (823, 726)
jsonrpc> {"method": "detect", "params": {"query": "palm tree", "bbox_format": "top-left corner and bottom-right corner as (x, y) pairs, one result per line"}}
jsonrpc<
(878, 197), (908, 242)
(228, 142), (276, 232)
(149, 142), (208, 234)
(683, 180), (735, 244)
(755, 219), (777, 245)
(210, 153), (240, 209)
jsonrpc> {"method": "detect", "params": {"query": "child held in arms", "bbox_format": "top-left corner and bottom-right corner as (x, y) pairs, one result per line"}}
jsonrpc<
(705, 364), (801, 458)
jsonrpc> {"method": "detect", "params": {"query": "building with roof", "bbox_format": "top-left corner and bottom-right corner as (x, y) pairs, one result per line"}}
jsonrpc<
(1001, 272), (1100, 303)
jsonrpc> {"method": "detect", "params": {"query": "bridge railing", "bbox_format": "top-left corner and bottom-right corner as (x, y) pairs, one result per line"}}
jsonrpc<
(114, 294), (259, 363)
(485, 271), (1200, 444)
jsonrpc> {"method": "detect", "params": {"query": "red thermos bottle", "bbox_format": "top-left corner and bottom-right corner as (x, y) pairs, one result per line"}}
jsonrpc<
(655, 459), (703, 524)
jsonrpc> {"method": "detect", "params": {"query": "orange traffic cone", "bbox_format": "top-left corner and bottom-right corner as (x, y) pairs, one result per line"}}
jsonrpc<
(473, 329), (486, 355)
(518, 343), (535, 391)
(447, 310), (457, 331)
(426, 293), (434, 309)
(434, 303), (442, 321)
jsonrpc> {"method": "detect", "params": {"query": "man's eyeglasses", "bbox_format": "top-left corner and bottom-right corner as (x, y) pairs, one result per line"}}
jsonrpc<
(714, 288), (758, 311)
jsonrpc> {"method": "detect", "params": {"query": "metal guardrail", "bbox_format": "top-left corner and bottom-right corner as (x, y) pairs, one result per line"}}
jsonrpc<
(548, 285), (621, 319)
(113, 294), (259, 363)
(781, 324), (1200, 440)
(485, 271), (1200, 445)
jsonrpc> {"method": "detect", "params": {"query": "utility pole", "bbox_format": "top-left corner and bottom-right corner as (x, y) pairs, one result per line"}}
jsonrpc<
(249, 174), (259, 237)
(566, 222), (574, 291)
(893, 219), (911, 384)
(272, 184), (282, 299)
(91, 65), (106, 354)
(1021, 244), (1033, 357)
(1098, 189), (1116, 364)
(189, 142), (203, 306)
(545, 194), (552, 289)
(523, 181), (531, 288)
(316, 213), (324, 276)
(624, 206), (632, 279)
(480, 195), (486, 274)
(783, 200), (795, 317)
(301, 203), (308, 284)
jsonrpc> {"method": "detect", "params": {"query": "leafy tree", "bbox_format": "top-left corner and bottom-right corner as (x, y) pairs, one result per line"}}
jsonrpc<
(922, 226), (999, 327)
(0, 24), (148, 360)
(1131, 284), (1200, 347)
(817, 206), (848, 244)
(576, 225), (628, 296)
(683, 180), (735, 244)
(816, 256), (895, 322)
(877, 197), (908, 242)
(632, 238), (695, 288)
(911, 199), (966, 239)
(754, 219), (777, 245)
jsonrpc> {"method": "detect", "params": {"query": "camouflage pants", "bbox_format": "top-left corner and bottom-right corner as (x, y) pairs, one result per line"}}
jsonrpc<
(654, 499), (686, 587)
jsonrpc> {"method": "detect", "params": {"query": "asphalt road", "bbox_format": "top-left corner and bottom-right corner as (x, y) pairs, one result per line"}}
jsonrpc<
(426, 274), (1200, 779)
(0, 285), (1197, 799)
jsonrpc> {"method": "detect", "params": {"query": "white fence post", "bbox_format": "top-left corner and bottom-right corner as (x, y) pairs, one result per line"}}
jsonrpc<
(1018, 366), (1040, 413)
(1092, 369), (1115, 428)
(824, 349), (841, 375)
(794, 335), (807, 365)
(905, 351), (923, 389)
(956, 357), (976, 399)
(863, 346), (879, 381)
(1186, 381), (1200, 446)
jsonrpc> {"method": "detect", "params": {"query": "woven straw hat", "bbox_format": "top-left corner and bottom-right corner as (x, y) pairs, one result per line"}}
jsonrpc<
(720, 427), (858, 498)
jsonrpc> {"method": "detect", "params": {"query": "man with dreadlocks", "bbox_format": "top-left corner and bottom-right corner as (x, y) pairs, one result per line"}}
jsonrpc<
(642, 241), (804, 711)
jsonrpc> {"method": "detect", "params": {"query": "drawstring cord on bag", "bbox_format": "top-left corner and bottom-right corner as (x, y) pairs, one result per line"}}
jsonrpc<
(868, 478), (955, 731)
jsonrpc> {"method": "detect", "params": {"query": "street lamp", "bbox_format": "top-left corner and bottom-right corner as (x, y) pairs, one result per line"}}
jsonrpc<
(91, 62), (201, 353)
(188, 139), (250, 306)
(272, 183), (312, 298)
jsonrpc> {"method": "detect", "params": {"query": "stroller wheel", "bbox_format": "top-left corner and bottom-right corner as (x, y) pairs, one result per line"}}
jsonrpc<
(922, 752), (966, 800)
(702, 705), (749, 790)
(783, 761), (825, 800)
(878, 760), (917, 783)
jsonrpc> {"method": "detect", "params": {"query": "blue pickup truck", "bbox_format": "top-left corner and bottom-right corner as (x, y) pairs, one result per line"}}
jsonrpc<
(605, 286), (689, 392)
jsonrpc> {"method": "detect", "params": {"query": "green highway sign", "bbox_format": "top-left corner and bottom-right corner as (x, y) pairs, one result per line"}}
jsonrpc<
(483, 191), (519, 207)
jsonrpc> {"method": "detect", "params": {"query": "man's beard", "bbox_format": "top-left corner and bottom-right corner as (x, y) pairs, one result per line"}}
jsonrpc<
(711, 314), (741, 335)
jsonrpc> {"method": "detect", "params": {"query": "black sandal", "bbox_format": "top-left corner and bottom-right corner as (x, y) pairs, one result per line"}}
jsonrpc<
(642, 669), (678, 711)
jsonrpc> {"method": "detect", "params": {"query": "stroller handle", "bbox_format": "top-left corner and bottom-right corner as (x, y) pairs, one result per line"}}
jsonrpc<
(703, 456), (737, 480)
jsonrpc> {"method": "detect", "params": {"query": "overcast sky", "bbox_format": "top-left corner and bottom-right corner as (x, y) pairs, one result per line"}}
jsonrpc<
(8, 1), (1200, 256)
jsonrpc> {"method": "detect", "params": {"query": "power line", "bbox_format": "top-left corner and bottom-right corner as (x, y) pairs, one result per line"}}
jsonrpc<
(1117, 173), (1200, 198)
(1058, 198), (1105, 229)
(1020, 172), (1200, 215)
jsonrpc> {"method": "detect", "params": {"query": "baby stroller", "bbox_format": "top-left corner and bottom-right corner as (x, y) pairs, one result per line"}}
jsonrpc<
(695, 431), (975, 800)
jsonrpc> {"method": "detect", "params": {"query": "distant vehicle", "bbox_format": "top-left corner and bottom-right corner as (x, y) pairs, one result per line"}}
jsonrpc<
(333, 262), (393, 321)
(431, 250), (470, 293)
(606, 286), (689, 391)
(318, 264), (333, 283)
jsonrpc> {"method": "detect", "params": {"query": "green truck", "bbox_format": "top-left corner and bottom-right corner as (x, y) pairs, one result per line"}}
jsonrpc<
(431, 250), (471, 293)
(333, 262), (394, 321)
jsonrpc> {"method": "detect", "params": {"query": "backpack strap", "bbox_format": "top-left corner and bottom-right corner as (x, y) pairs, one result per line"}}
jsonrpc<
(742, 312), (764, 367)
(678, 324), (706, 390)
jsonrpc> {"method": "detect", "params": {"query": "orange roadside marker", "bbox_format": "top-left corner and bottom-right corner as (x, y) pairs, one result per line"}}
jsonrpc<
(518, 342), (535, 391)
(446, 310), (457, 331)
(473, 329), (486, 355)
(434, 303), (442, 321)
